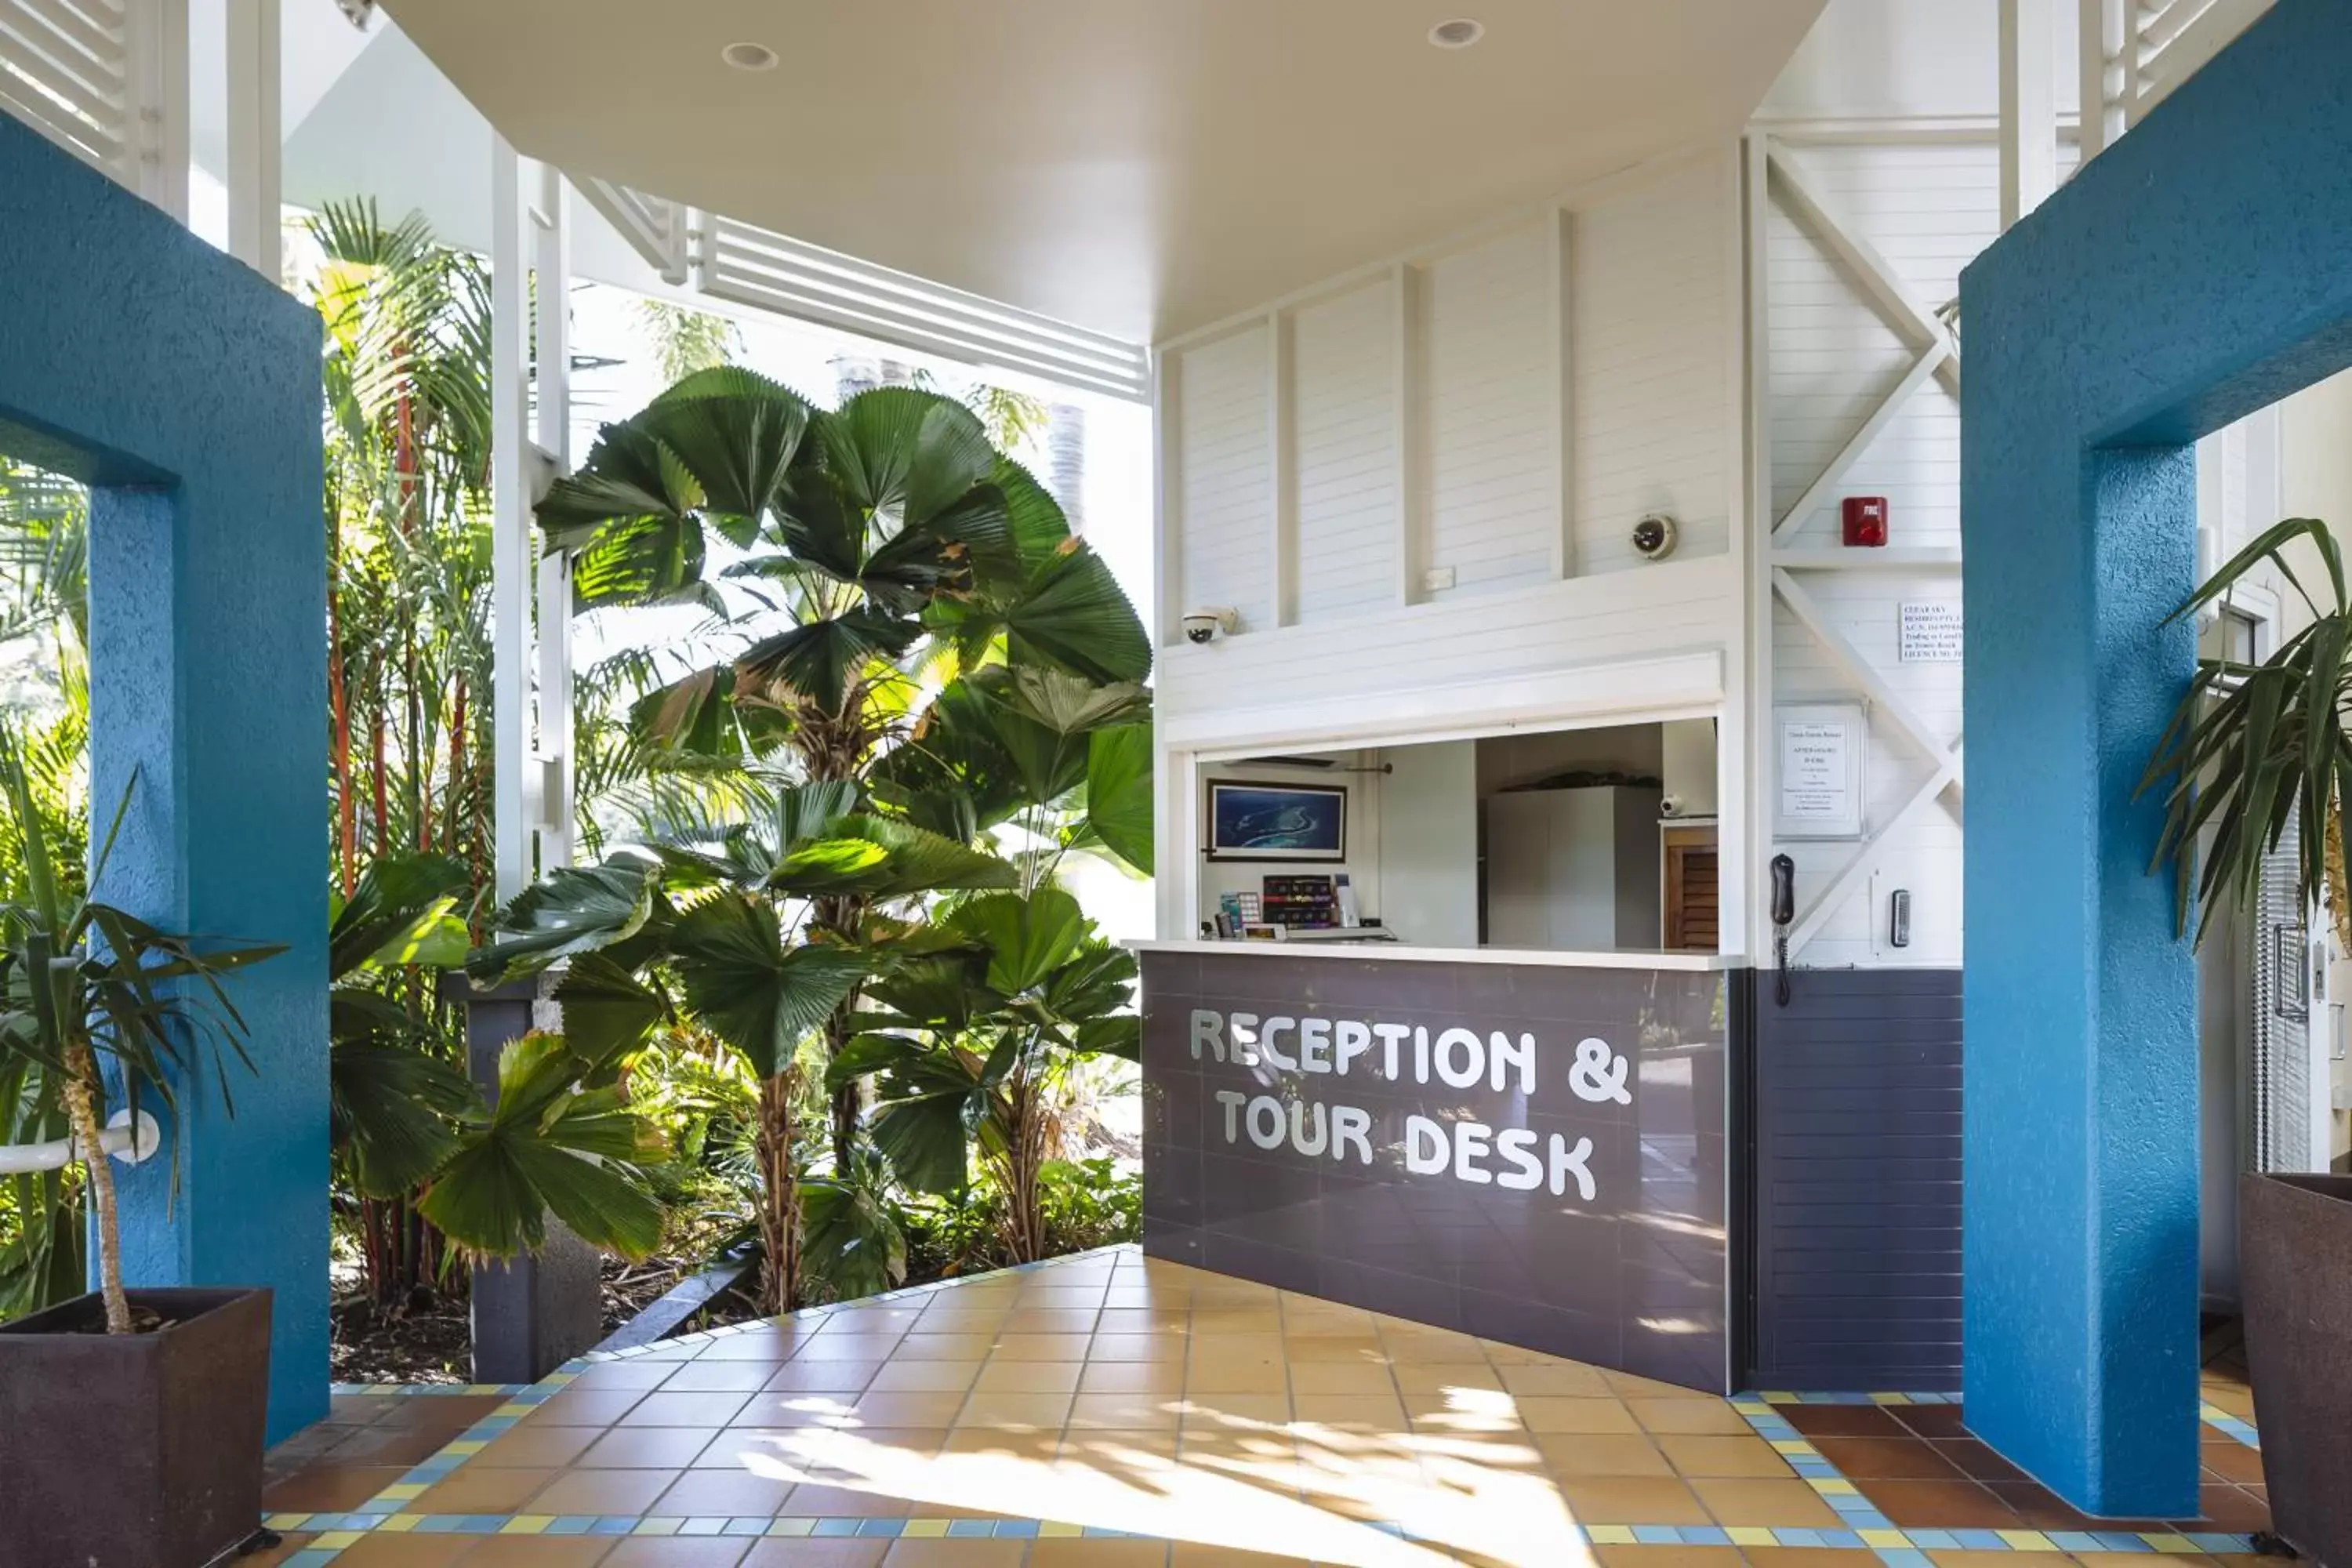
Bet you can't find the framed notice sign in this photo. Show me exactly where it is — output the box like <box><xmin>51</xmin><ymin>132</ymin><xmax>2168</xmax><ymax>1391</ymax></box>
<box><xmin>1775</xmin><ymin>702</ymin><xmax>1866</xmax><ymax>840</ymax></box>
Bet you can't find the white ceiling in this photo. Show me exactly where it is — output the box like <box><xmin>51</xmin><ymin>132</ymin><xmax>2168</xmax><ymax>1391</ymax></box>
<box><xmin>378</xmin><ymin>0</ymin><xmax>1824</xmax><ymax>343</ymax></box>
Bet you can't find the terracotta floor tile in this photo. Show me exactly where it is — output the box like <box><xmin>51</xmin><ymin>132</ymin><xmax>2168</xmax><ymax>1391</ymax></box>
<box><xmin>1600</xmin><ymin>1370</ymin><xmax>1711</xmax><ymax>1402</ymax></box>
<box><xmin>1497</xmin><ymin>1363</ymin><xmax>1612</xmax><ymax>1397</ymax></box>
<box><xmin>775</xmin><ymin>1481</ymin><xmax>913</xmax><ymax>1516</ymax></box>
<box><xmin>1515</xmin><ymin>1396</ymin><xmax>1639</xmax><ymax>1434</ymax></box>
<box><xmin>699</xmin><ymin>1428</ymin><xmax>826</xmax><ymax>1471</ymax></box>
<box><xmin>1026</xmin><ymin>1541</ymin><xmax>1174</xmax><ymax>1566</ymax></box>
<box><xmin>1011</xmin><ymin>1308</ymin><xmax>1105</xmax><ymax>1336</ymax></box>
<box><xmin>654</xmin><ymin>1465</ymin><xmax>799</xmax><ymax>1515</ymax></box>
<box><xmin>1891</xmin><ymin>1404</ymin><xmax>1972</xmax><ymax>1439</ymax></box>
<box><xmin>322</xmin><ymin>1421</ymin><xmax>470</xmax><ymax>1466</ymax></box>
<box><xmin>598</xmin><ymin>1540</ymin><xmax>755</xmax><ymax>1567</ymax></box>
<box><xmin>1592</xmin><ymin>1548</ymin><xmax>1744</xmax><ymax>1568</ymax></box>
<box><xmin>1096</xmin><ymin>1308</ymin><xmax>1190</xmax><ymax>1334</ymax></box>
<box><xmin>1553</xmin><ymin>1475</ymin><xmax>1713</xmax><ymax>1526</ymax></box>
<box><xmin>1393</xmin><ymin>1363</ymin><xmax>1504</xmax><ymax>1395</ymax></box>
<box><xmin>261</xmin><ymin>1463</ymin><xmax>414</xmax><ymax>1512</ymax></box>
<box><xmin>521</xmin><ymin>1387</ymin><xmax>647</xmax><ymax>1427</ymax></box>
<box><xmin>466</xmin><ymin>1423</ymin><xmax>601</xmax><ymax>1468</ymax></box>
<box><xmin>1747</xmin><ymin>1551</ymin><xmax>1876</xmax><ymax>1568</ymax></box>
<box><xmin>1925</xmin><ymin>1554</ymin><xmax>2057</xmax><ymax>1568</ymax></box>
<box><xmin>576</xmin><ymin>1425</ymin><xmax>720</xmax><ymax>1468</ymax></box>
<box><xmin>699</xmin><ymin>1333</ymin><xmax>808</xmax><ymax>1364</ymax></box>
<box><xmin>866</xmin><ymin>1360</ymin><xmax>982</xmax><ymax>1393</ymax></box>
<box><xmin>568</xmin><ymin>1359</ymin><xmax>679</xmax><ymax>1392</ymax></box>
<box><xmin>849</xmin><ymin>1390</ymin><xmax>976</xmax><ymax>1426</ymax></box>
<box><xmin>1856</xmin><ymin>1476</ymin><xmax>2020</xmax><ymax>1529</ymax></box>
<box><xmin>893</xmin><ymin>1334</ymin><xmax>996</xmax><ymax>1361</ymax></box>
<box><xmin>448</xmin><ymin>1539</ymin><xmax>613</xmax><ymax>1566</ymax></box>
<box><xmin>409</xmin><ymin>1464</ymin><xmax>560</xmax><ymax>1513</ymax></box>
<box><xmin>1286</xmin><ymin>1361</ymin><xmax>1396</xmax><ymax>1396</ymax></box>
<box><xmin>1654</xmin><ymin>1434</ymin><xmax>1795</xmax><ymax>1478</ymax></box>
<box><xmin>737</xmin><ymin>1539</ymin><xmax>889</xmax><ymax>1566</ymax></box>
<box><xmin>382</xmin><ymin>1394</ymin><xmax>509</xmax><ymax>1431</ymax></box>
<box><xmin>1975</xmin><ymin>1479</ymin><xmax>2170</xmax><ymax>1532</ymax></box>
<box><xmin>956</xmin><ymin>1388</ymin><xmax>1076</xmax><ymax>1428</ymax></box>
<box><xmin>1080</xmin><ymin>1361</ymin><xmax>1189</xmax><ymax>1394</ymax></box>
<box><xmin>731</xmin><ymin>1391</ymin><xmax>860</xmax><ymax>1428</ymax></box>
<box><xmin>1627</xmin><ymin>1399</ymin><xmax>1750</xmax><ymax>1436</ymax></box>
<box><xmin>1167</xmin><ymin>1546</ymin><xmax>1315</xmax><ymax>1566</ymax></box>
<box><xmin>793</xmin><ymin>1334</ymin><xmax>908</xmax><ymax>1363</ymax></box>
<box><xmin>1534</xmin><ymin>1432</ymin><xmax>1674</xmax><ymax>1477</ymax></box>
<box><xmin>1017</xmin><ymin>1284</ymin><xmax>1110</xmax><ymax>1308</ymax></box>
<box><xmin>2199</xmin><ymin>1440</ymin><xmax>2265</xmax><ymax>1485</ymax></box>
<box><xmin>662</xmin><ymin>1359</ymin><xmax>782</xmax><ymax>1392</ymax></box>
<box><xmin>1688</xmin><ymin>1476</ymin><xmax>1846</xmax><ymax>1528</ymax></box>
<box><xmin>992</xmin><ymin>1334</ymin><xmax>1095</xmax><ymax>1362</ymax></box>
<box><xmin>333</xmin><ymin>1535</ymin><xmax>477</xmax><ymax>1566</ymax></box>
<box><xmin>880</xmin><ymin>1543</ymin><xmax>1029</xmax><ymax>1567</ymax></box>
<box><xmin>1287</xmin><ymin>1393</ymin><xmax>1408</xmax><ymax>1430</ymax></box>
<box><xmin>1091</xmin><ymin>1334</ymin><xmax>1190</xmax><ymax>1363</ymax></box>
<box><xmin>623</xmin><ymin>1390</ymin><xmax>755</xmax><ymax>1427</ymax></box>
<box><xmin>1179</xmin><ymin>1392</ymin><xmax>1292</xmax><ymax>1432</ymax></box>
<box><xmin>524</xmin><ymin>1465</ymin><xmax>683</xmax><ymax>1515</ymax></box>
<box><xmin>1069</xmin><ymin>1391</ymin><xmax>1185</xmax><ymax>1429</ymax></box>
<box><xmin>975</xmin><ymin>1359</ymin><xmax>1085</xmax><ymax>1394</ymax></box>
<box><xmin>2190</xmin><ymin>1483</ymin><xmax>2271</xmax><ymax>1532</ymax></box>
<box><xmin>762</xmin><ymin>1363</ymin><xmax>884</xmax><ymax>1396</ymax></box>
<box><xmin>1279</xmin><ymin>1335</ymin><xmax>1387</xmax><ymax>1363</ymax></box>
<box><xmin>1777</xmin><ymin>1404</ymin><xmax>1908</xmax><ymax>1439</ymax></box>
<box><xmin>1811</xmin><ymin>1436</ymin><xmax>1967</xmax><ymax>1479</ymax></box>
<box><xmin>1931</xmin><ymin>1438</ymin><xmax>2031</xmax><ymax>1484</ymax></box>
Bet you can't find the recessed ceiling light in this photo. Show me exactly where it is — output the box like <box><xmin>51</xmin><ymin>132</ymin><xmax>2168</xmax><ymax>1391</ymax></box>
<box><xmin>720</xmin><ymin>40</ymin><xmax>779</xmax><ymax>71</ymax></box>
<box><xmin>1428</xmin><ymin>18</ymin><xmax>1484</xmax><ymax>48</ymax></box>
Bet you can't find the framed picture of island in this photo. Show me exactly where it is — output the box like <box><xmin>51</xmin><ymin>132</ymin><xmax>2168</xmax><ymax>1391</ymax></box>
<box><xmin>1207</xmin><ymin>779</ymin><xmax>1347</xmax><ymax>862</ymax></box>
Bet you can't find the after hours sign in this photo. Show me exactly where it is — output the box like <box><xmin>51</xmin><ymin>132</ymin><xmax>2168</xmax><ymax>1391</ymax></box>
<box><xmin>1139</xmin><ymin>949</ymin><xmax>1732</xmax><ymax>1392</ymax></box>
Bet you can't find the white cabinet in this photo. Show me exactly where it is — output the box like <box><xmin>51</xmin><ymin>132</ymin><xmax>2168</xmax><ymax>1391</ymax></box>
<box><xmin>1483</xmin><ymin>785</ymin><xmax>1664</xmax><ymax>950</ymax></box>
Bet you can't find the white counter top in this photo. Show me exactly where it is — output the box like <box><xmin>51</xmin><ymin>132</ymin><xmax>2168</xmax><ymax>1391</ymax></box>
<box><xmin>1127</xmin><ymin>939</ymin><xmax>1744</xmax><ymax>971</ymax></box>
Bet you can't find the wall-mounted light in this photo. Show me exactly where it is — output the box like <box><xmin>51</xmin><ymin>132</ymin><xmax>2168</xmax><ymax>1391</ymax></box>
<box><xmin>1428</xmin><ymin>19</ymin><xmax>1485</xmax><ymax>48</ymax></box>
<box><xmin>720</xmin><ymin>41</ymin><xmax>780</xmax><ymax>71</ymax></box>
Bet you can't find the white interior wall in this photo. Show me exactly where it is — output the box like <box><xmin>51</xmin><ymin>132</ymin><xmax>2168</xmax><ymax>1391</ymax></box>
<box><xmin>1195</xmin><ymin>758</ymin><xmax>1384</xmax><ymax>931</ymax></box>
<box><xmin>1376</xmin><ymin>741</ymin><xmax>1482</xmax><ymax>947</ymax></box>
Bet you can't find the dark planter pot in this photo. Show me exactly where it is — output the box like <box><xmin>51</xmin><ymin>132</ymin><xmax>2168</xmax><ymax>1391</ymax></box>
<box><xmin>0</xmin><ymin>1286</ymin><xmax>272</xmax><ymax>1568</ymax></box>
<box><xmin>2238</xmin><ymin>1173</ymin><xmax>2352</xmax><ymax>1568</ymax></box>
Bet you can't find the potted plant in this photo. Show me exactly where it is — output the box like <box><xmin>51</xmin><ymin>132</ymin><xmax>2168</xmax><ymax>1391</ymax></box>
<box><xmin>2141</xmin><ymin>516</ymin><xmax>2352</xmax><ymax>1567</ymax></box>
<box><xmin>0</xmin><ymin>724</ymin><xmax>286</xmax><ymax>1568</ymax></box>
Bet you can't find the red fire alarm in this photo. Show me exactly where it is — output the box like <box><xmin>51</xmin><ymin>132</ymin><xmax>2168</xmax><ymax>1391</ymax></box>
<box><xmin>1842</xmin><ymin>495</ymin><xmax>1889</xmax><ymax>548</ymax></box>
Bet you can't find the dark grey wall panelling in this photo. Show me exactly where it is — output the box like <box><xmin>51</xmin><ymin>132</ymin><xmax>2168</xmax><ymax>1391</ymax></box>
<box><xmin>1747</xmin><ymin>967</ymin><xmax>1963</xmax><ymax>1391</ymax></box>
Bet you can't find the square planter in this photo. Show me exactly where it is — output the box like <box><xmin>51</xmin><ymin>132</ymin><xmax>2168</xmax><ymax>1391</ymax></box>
<box><xmin>2238</xmin><ymin>1173</ymin><xmax>2352</xmax><ymax>1568</ymax></box>
<box><xmin>0</xmin><ymin>1286</ymin><xmax>272</xmax><ymax>1568</ymax></box>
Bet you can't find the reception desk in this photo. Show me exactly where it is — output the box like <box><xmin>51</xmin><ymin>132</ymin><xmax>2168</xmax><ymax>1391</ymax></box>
<box><xmin>1135</xmin><ymin>941</ymin><xmax>1740</xmax><ymax>1392</ymax></box>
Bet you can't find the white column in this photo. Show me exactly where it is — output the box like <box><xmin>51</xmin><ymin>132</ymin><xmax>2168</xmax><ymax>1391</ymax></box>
<box><xmin>125</xmin><ymin>0</ymin><xmax>190</xmax><ymax>221</ymax></box>
<box><xmin>223</xmin><ymin>0</ymin><xmax>279</xmax><ymax>274</ymax></box>
<box><xmin>490</xmin><ymin>136</ymin><xmax>531</xmax><ymax>900</ymax></box>
<box><xmin>2000</xmin><ymin>0</ymin><xmax>2057</xmax><ymax>230</ymax></box>
<box><xmin>532</xmin><ymin>166</ymin><xmax>575</xmax><ymax>872</ymax></box>
<box><xmin>2078</xmin><ymin>0</ymin><xmax>2129</xmax><ymax>161</ymax></box>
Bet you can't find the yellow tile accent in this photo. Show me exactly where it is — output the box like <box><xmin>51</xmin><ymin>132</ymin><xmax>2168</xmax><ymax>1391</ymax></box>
<box><xmin>1732</xmin><ymin>1401</ymin><xmax>1773</xmax><ymax>1415</ymax></box>
<box><xmin>1995</xmin><ymin>1530</ymin><xmax>2057</xmax><ymax>1552</ymax></box>
<box><xmin>1725</xmin><ymin>1527</ymin><xmax>1779</xmax><ymax>1547</ymax></box>
<box><xmin>765</xmin><ymin>1519</ymin><xmax>818</xmax><ymax>1537</ymax></box>
<box><xmin>441</xmin><ymin>1440</ymin><xmax>485</xmax><ymax>1456</ymax></box>
<box><xmin>372</xmin><ymin>1484</ymin><xmax>426</xmax><ymax>1502</ymax></box>
<box><xmin>901</xmin><ymin>1520</ymin><xmax>951</xmax><ymax>1537</ymax></box>
<box><xmin>1769</xmin><ymin>1439</ymin><xmax>1817</xmax><ymax>1455</ymax></box>
<box><xmin>2143</xmin><ymin>1534</ymin><xmax>2204</xmax><ymax>1554</ymax></box>
<box><xmin>631</xmin><ymin>1517</ymin><xmax>683</xmax><ymax>1536</ymax></box>
<box><xmin>264</xmin><ymin>1514</ymin><xmax>311</xmax><ymax>1530</ymax></box>
<box><xmin>1584</xmin><ymin>1526</ymin><xmax>1639</xmax><ymax>1544</ymax></box>
<box><xmin>543</xmin><ymin>1373</ymin><xmax>576</xmax><ymax>1385</ymax></box>
<box><xmin>493</xmin><ymin>1403</ymin><xmax>532</xmax><ymax>1417</ymax></box>
<box><xmin>1860</xmin><ymin>1530</ymin><xmax>1913</xmax><ymax>1548</ymax></box>
<box><xmin>1809</xmin><ymin>1478</ymin><xmax>1858</xmax><ymax>1496</ymax></box>
<box><xmin>1040</xmin><ymin>1521</ymin><xmax>1085</xmax><ymax>1537</ymax></box>
<box><xmin>2199</xmin><ymin>1403</ymin><xmax>2229</xmax><ymax>1421</ymax></box>
<box><xmin>313</xmin><ymin>1534</ymin><xmax>364</xmax><ymax>1550</ymax></box>
<box><xmin>1760</xmin><ymin>1392</ymin><xmax>1799</xmax><ymax>1403</ymax></box>
<box><xmin>376</xmin><ymin>1515</ymin><xmax>422</xmax><ymax>1534</ymax></box>
<box><xmin>499</xmin><ymin>1515</ymin><xmax>554</xmax><ymax>1535</ymax></box>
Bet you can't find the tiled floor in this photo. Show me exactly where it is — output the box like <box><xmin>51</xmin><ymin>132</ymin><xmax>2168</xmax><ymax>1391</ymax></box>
<box><xmin>256</xmin><ymin>1247</ymin><xmax>2274</xmax><ymax>1566</ymax></box>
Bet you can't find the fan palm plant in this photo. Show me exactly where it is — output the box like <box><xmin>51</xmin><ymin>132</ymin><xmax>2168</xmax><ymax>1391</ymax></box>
<box><xmin>0</xmin><ymin>725</ymin><xmax>281</xmax><ymax>1334</ymax></box>
<box><xmin>2140</xmin><ymin>517</ymin><xmax>2352</xmax><ymax>949</ymax></box>
<box><xmin>479</xmin><ymin>368</ymin><xmax>1151</xmax><ymax>1309</ymax></box>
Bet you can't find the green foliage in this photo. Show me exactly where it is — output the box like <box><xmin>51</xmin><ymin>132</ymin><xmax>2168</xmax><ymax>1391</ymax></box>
<box><xmin>2141</xmin><ymin>517</ymin><xmax>2352</xmax><ymax>946</ymax></box>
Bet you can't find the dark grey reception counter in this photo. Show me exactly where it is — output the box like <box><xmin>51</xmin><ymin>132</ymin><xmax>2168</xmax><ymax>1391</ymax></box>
<box><xmin>1135</xmin><ymin>940</ymin><xmax>1740</xmax><ymax>1393</ymax></box>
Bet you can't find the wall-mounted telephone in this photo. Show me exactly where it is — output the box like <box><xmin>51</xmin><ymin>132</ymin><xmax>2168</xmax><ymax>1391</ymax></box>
<box><xmin>1770</xmin><ymin>855</ymin><xmax>1796</xmax><ymax>1007</ymax></box>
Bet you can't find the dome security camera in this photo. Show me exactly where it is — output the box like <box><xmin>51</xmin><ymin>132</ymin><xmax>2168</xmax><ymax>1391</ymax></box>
<box><xmin>1632</xmin><ymin>514</ymin><xmax>1679</xmax><ymax>561</ymax></box>
<box><xmin>1182</xmin><ymin>608</ymin><xmax>1240</xmax><ymax>645</ymax></box>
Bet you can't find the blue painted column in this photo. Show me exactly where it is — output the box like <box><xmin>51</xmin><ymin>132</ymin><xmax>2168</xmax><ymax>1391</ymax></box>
<box><xmin>0</xmin><ymin>112</ymin><xmax>328</xmax><ymax>1443</ymax></box>
<box><xmin>1960</xmin><ymin>0</ymin><xmax>2352</xmax><ymax>1515</ymax></box>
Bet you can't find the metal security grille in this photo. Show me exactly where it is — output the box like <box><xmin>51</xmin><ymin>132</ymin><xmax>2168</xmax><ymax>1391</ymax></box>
<box><xmin>2249</xmin><ymin>816</ymin><xmax>2311</xmax><ymax>1172</ymax></box>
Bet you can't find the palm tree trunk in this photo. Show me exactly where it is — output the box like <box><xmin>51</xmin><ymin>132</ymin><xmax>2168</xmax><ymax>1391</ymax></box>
<box><xmin>2328</xmin><ymin>796</ymin><xmax>2352</xmax><ymax>957</ymax></box>
<box><xmin>60</xmin><ymin>1044</ymin><xmax>129</xmax><ymax>1333</ymax></box>
<box><xmin>755</xmin><ymin>1071</ymin><xmax>802</xmax><ymax>1313</ymax></box>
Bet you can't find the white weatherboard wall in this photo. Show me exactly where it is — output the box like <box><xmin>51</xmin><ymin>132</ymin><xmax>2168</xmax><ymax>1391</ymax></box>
<box><xmin>1154</xmin><ymin>145</ymin><xmax>1745</xmax><ymax>944</ymax></box>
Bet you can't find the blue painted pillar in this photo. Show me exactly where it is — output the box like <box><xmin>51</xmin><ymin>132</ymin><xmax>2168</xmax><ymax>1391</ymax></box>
<box><xmin>1958</xmin><ymin>0</ymin><xmax>2352</xmax><ymax>1515</ymax></box>
<box><xmin>0</xmin><ymin>111</ymin><xmax>328</xmax><ymax>1443</ymax></box>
